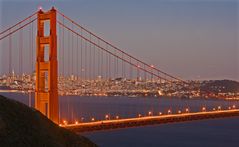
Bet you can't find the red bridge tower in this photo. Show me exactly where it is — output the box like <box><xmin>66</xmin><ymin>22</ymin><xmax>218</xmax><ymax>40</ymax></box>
<box><xmin>35</xmin><ymin>7</ymin><xmax>59</xmax><ymax>124</ymax></box>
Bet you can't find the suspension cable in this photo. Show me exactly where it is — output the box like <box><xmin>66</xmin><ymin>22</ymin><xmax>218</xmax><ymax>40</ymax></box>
<box><xmin>0</xmin><ymin>11</ymin><xmax>37</xmax><ymax>35</ymax></box>
<box><xmin>0</xmin><ymin>18</ymin><xmax>37</xmax><ymax>41</ymax></box>
<box><xmin>56</xmin><ymin>10</ymin><xmax>186</xmax><ymax>83</ymax></box>
<box><xmin>57</xmin><ymin>21</ymin><xmax>171</xmax><ymax>83</ymax></box>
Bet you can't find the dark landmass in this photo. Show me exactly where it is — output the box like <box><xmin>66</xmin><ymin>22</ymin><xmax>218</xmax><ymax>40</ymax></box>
<box><xmin>0</xmin><ymin>95</ymin><xmax>97</xmax><ymax>147</ymax></box>
<box><xmin>200</xmin><ymin>80</ymin><xmax>239</xmax><ymax>93</ymax></box>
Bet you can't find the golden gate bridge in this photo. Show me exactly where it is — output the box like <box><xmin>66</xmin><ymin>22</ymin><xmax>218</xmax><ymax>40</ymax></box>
<box><xmin>0</xmin><ymin>7</ymin><xmax>238</xmax><ymax>132</ymax></box>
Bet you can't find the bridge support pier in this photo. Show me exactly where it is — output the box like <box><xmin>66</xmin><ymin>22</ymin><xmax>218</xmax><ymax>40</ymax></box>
<box><xmin>35</xmin><ymin>7</ymin><xmax>59</xmax><ymax>124</ymax></box>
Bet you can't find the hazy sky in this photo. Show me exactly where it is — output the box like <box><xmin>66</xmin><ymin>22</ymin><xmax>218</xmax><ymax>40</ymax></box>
<box><xmin>0</xmin><ymin>0</ymin><xmax>238</xmax><ymax>80</ymax></box>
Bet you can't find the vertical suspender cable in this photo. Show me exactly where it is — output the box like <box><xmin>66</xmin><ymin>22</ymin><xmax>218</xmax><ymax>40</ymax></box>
<box><xmin>116</xmin><ymin>51</ymin><xmax>118</xmax><ymax>78</ymax></box>
<box><xmin>62</xmin><ymin>17</ymin><xmax>65</xmax><ymax>77</ymax></box>
<box><xmin>80</xmin><ymin>28</ymin><xmax>83</xmax><ymax>80</ymax></box>
<box><xmin>71</xmin><ymin>23</ymin><xmax>74</xmax><ymax>76</ymax></box>
<box><xmin>89</xmin><ymin>34</ymin><xmax>92</xmax><ymax>80</ymax></box>
<box><xmin>108</xmin><ymin>45</ymin><xmax>111</xmax><ymax>79</ymax></box>
<box><xmin>9</xmin><ymin>29</ymin><xmax>12</xmax><ymax>75</ymax></box>
<box><xmin>68</xmin><ymin>26</ymin><xmax>70</xmax><ymax>77</ymax></box>
<box><xmin>137</xmin><ymin>62</ymin><xmax>139</xmax><ymax>81</ymax></box>
<box><xmin>106</xmin><ymin>44</ymin><xmax>108</xmax><ymax>79</ymax></box>
<box><xmin>19</xmin><ymin>26</ymin><xmax>23</xmax><ymax>75</ymax></box>
<box><xmin>93</xmin><ymin>37</ymin><xmax>96</xmax><ymax>79</ymax></box>
<box><xmin>31</xmin><ymin>21</ymin><xmax>34</xmax><ymax>73</ymax></box>
<box><xmin>101</xmin><ymin>41</ymin><xmax>103</xmax><ymax>78</ymax></box>
<box><xmin>77</xmin><ymin>31</ymin><xmax>79</xmax><ymax>79</ymax></box>
<box><xmin>97</xmin><ymin>39</ymin><xmax>100</xmax><ymax>77</ymax></box>
<box><xmin>29</xmin><ymin>20</ymin><xmax>32</xmax><ymax>74</ymax></box>
<box><xmin>121</xmin><ymin>53</ymin><xmax>123</xmax><ymax>78</ymax></box>
<box><xmin>129</xmin><ymin>57</ymin><xmax>132</xmax><ymax>79</ymax></box>
<box><xmin>85</xmin><ymin>38</ymin><xmax>87</xmax><ymax>80</ymax></box>
<box><xmin>114</xmin><ymin>50</ymin><xmax>116</xmax><ymax>79</ymax></box>
<box><xmin>89</xmin><ymin>33</ymin><xmax>92</xmax><ymax>92</ymax></box>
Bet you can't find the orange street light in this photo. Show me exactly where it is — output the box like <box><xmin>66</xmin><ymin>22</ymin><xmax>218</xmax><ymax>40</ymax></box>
<box><xmin>63</xmin><ymin>120</ymin><xmax>68</xmax><ymax>125</ymax></box>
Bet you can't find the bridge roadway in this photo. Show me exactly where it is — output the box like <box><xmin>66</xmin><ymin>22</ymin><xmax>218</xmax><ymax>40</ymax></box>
<box><xmin>64</xmin><ymin>109</ymin><xmax>239</xmax><ymax>133</ymax></box>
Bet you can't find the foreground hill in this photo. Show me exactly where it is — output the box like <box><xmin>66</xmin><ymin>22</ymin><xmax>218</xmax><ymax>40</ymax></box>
<box><xmin>0</xmin><ymin>95</ymin><xmax>97</xmax><ymax>147</ymax></box>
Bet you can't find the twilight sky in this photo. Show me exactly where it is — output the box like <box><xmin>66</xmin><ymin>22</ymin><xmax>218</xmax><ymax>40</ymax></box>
<box><xmin>0</xmin><ymin>0</ymin><xmax>238</xmax><ymax>81</ymax></box>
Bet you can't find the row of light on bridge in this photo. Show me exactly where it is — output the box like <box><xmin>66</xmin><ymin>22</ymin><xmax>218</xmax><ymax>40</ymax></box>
<box><xmin>59</xmin><ymin>104</ymin><xmax>237</xmax><ymax>126</ymax></box>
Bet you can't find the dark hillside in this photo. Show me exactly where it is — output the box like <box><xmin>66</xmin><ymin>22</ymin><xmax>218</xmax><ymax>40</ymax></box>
<box><xmin>0</xmin><ymin>95</ymin><xmax>97</xmax><ymax>147</ymax></box>
<box><xmin>200</xmin><ymin>80</ymin><xmax>239</xmax><ymax>93</ymax></box>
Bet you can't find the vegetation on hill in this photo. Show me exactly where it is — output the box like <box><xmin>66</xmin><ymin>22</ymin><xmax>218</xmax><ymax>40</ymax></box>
<box><xmin>200</xmin><ymin>80</ymin><xmax>239</xmax><ymax>93</ymax></box>
<box><xmin>0</xmin><ymin>95</ymin><xmax>97</xmax><ymax>147</ymax></box>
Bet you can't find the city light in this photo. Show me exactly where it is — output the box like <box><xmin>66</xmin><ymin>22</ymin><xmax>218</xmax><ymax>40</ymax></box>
<box><xmin>105</xmin><ymin>114</ymin><xmax>109</xmax><ymax>120</ymax></box>
<box><xmin>185</xmin><ymin>108</ymin><xmax>189</xmax><ymax>113</ymax></box>
<box><xmin>91</xmin><ymin>118</ymin><xmax>95</xmax><ymax>121</ymax></box>
<box><xmin>158</xmin><ymin>90</ymin><xmax>163</xmax><ymax>96</ymax></box>
<box><xmin>218</xmin><ymin>106</ymin><xmax>221</xmax><ymax>110</ymax></box>
<box><xmin>138</xmin><ymin>114</ymin><xmax>142</xmax><ymax>117</ymax></box>
<box><xmin>168</xmin><ymin>109</ymin><xmax>171</xmax><ymax>114</ymax></box>
<box><xmin>116</xmin><ymin>116</ymin><xmax>119</xmax><ymax>119</ymax></box>
<box><xmin>159</xmin><ymin>112</ymin><xmax>162</xmax><ymax>115</ymax></box>
<box><xmin>202</xmin><ymin>107</ymin><xmax>206</xmax><ymax>112</ymax></box>
<box><xmin>178</xmin><ymin>110</ymin><xmax>181</xmax><ymax>114</ymax></box>
<box><xmin>232</xmin><ymin>105</ymin><xmax>236</xmax><ymax>109</ymax></box>
<box><xmin>75</xmin><ymin>121</ymin><xmax>78</xmax><ymax>124</ymax></box>
<box><xmin>148</xmin><ymin>111</ymin><xmax>152</xmax><ymax>116</ymax></box>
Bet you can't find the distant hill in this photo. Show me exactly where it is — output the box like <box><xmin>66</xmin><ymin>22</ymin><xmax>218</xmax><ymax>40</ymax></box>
<box><xmin>200</xmin><ymin>80</ymin><xmax>239</xmax><ymax>93</ymax></box>
<box><xmin>0</xmin><ymin>95</ymin><xmax>97</xmax><ymax>147</ymax></box>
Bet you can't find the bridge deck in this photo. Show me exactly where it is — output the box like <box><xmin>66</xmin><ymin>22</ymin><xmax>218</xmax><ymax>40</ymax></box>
<box><xmin>64</xmin><ymin>109</ymin><xmax>239</xmax><ymax>133</ymax></box>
